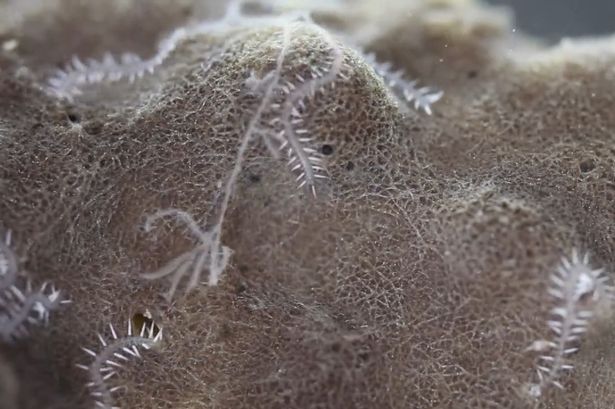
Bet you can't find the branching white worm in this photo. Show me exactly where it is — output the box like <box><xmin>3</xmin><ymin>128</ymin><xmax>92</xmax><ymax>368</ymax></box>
<box><xmin>141</xmin><ymin>209</ymin><xmax>231</xmax><ymax>300</ymax></box>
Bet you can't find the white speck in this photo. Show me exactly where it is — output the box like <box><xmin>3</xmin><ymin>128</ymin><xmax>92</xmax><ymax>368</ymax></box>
<box><xmin>2</xmin><ymin>39</ymin><xmax>18</xmax><ymax>51</ymax></box>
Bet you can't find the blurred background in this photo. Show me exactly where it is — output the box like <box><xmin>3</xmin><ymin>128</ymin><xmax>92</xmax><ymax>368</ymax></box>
<box><xmin>486</xmin><ymin>0</ymin><xmax>615</xmax><ymax>42</ymax></box>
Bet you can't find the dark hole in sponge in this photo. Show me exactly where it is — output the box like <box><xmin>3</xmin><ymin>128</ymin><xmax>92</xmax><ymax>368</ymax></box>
<box><xmin>67</xmin><ymin>112</ymin><xmax>80</xmax><ymax>123</ymax></box>
<box><xmin>235</xmin><ymin>281</ymin><xmax>248</xmax><ymax>294</ymax></box>
<box><xmin>321</xmin><ymin>144</ymin><xmax>334</xmax><ymax>155</ymax></box>
<box><xmin>132</xmin><ymin>311</ymin><xmax>161</xmax><ymax>338</ymax></box>
<box><xmin>579</xmin><ymin>159</ymin><xmax>595</xmax><ymax>173</ymax></box>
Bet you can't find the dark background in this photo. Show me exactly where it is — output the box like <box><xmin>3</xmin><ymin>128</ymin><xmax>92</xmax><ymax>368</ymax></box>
<box><xmin>486</xmin><ymin>0</ymin><xmax>615</xmax><ymax>42</ymax></box>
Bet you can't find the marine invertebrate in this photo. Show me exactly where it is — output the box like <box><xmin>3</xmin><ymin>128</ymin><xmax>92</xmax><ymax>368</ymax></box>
<box><xmin>263</xmin><ymin>25</ymin><xmax>340</xmax><ymax>194</ymax></box>
<box><xmin>141</xmin><ymin>208</ymin><xmax>231</xmax><ymax>300</ymax></box>
<box><xmin>6</xmin><ymin>0</ymin><xmax>615</xmax><ymax>408</ymax></box>
<box><xmin>45</xmin><ymin>1</ymin><xmax>443</xmax><ymax>301</ymax></box>
<box><xmin>0</xmin><ymin>280</ymin><xmax>65</xmax><ymax>342</ymax></box>
<box><xmin>0</xmin><ymin>230</ymin><xmax>68</xmax><ymax>342</ymax></box>
<box><xmin>136</xmin><ymin>7</ymin><xmax>439</xmax><ymax>299</ymax></box>
<box><xmin>76</xmin><ymin>317</ymin><xmax>163</xmax><ymax>409</ymax></box>
<box><xmin>139</xmin><ymin>20</ymin><xmax>341</xmax><ymax>298</ymax></box>
<box><xmin>45</xmin><ymin>1</ymin><xmax>307</xmax><ymax>100</ymax></box>
<box><xmin>526</xmin><ymin>250</ymin><xmax>612</xmax><ymax>398</ymax></box>
<box><xmin>363</xmin><ymin>52</ymin><xmax>443</xmax><ymax>115</ymax></box>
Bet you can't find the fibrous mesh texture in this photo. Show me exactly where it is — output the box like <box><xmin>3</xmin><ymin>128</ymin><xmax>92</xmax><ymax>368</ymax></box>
<box><xmin>1</xmin><ymin>0</ymin><xmax>615</xmax><ymax>408</ymax></box>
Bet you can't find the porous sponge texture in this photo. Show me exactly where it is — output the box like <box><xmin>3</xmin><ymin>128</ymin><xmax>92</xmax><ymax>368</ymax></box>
<box><xmin>1</xmin><ymin>0</ymin><xmax>615</xmax><ymax>408</ymax></box>
<box><xmin>0</xmin><ymin>352</ymin><xmax>17</xmax><ymax>409</ymax></box>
